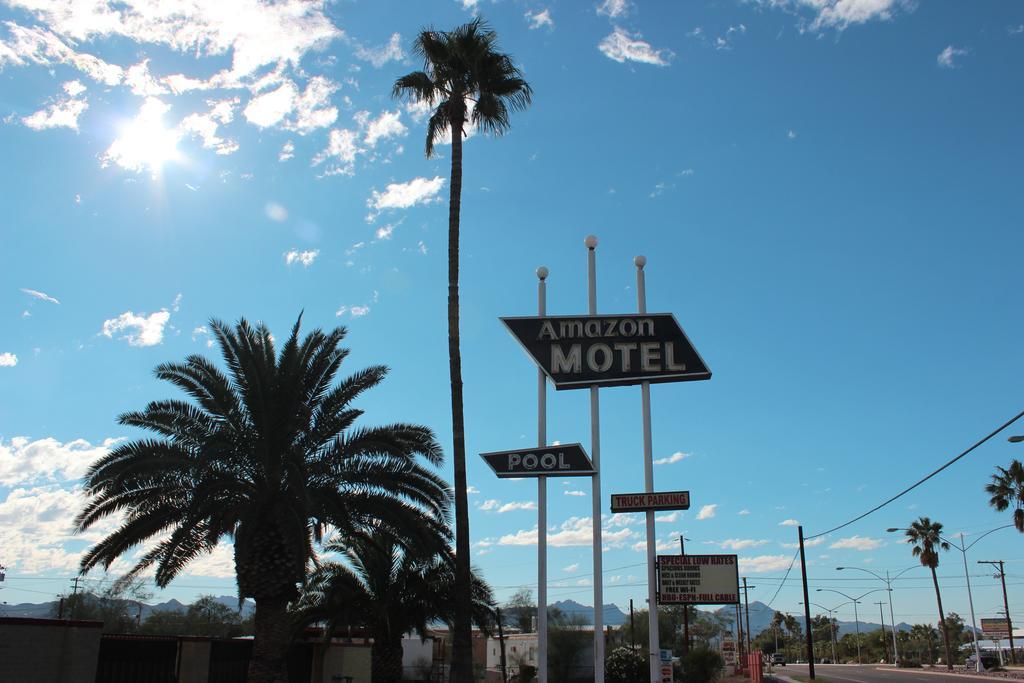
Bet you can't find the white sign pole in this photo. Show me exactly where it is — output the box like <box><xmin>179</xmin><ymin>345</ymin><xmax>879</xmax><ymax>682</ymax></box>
<box><xmin>537</xmin><ymin>266</ymin><xmax>549</xmax><ymax>683</ymax></box>
<box><xmin>586</xmin><ymin>235</ymin><xmax>605</xmax><ymax>683</ymax></box>
<box><xmin>635</xmin><ymin>255</ymin><xmax>660</xmax><ymax>683</ymax></box>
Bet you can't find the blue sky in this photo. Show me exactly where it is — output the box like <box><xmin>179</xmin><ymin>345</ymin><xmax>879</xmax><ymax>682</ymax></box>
<box><xmin>1</xmin><ymin>0</ymin><xmax>1023</xmax><ymax>631</ymax></box>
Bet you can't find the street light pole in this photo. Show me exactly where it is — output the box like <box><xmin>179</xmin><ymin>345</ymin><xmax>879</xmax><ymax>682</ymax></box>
<box><xmin>875</xmin><ymin>602</ymin><xmax>889</xmax><ymax>663</ymax></box>
<box><xmin>817</xmin><ymin>588</ymin><xmax>887</xmax><ymax>665</ymax></box>
<box><xmin>799</xmin><ymin>602</ymin><xmax>840</xmax><ymax>663</ymax></box>
<box><xmin>887</xmin><ymin>524</ymin><xmax>1012</xmax><ymax>673</ymax></box>
<box><xmin>837</xmin><ymin>565</ymin><xmax>916</xmax><ymax>664</ymax></box>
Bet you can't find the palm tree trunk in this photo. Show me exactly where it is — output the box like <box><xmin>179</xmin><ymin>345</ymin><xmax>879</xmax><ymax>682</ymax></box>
<box><xmin>447</xmin><ymin>112</ymin><xmax>474</xmax><ymax>683</ymax></box>
<box><xmin>248</xmin><ymin>598</ymin><xmax>291</xmax><ymax>683</ymax></box>
<box><xmin>372</xmin><ymin>637</ymin><xmax>405</xmax><ymax>683</ymax></box>
<box><xmin>931</xmin><ymin>566</ymin><xmax>953</xmax><ymax>671</ymax></box>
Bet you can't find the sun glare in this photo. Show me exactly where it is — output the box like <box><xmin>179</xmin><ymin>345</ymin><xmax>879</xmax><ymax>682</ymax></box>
<box><xmin>102</xmin><ymin>97</ymin><xmax>182</xmax><ymax>176</ymax></box>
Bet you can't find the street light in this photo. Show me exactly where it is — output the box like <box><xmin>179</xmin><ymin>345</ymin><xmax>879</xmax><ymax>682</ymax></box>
<box><xmin>1008</xmin><ymin>435</ymin><xmax>1024</xmax><ymax>443</ymax></box>
<box><xmin>816</xmin><ymin>588</ymin><xmax>886</xmax><ymax>664</ymax></box>
<box><xmin>799</xmin><ymin>601</ymin><xmax>840</xmax><ymax>663</ymax></box>
<box><xmin>887</xmin><ymin>524</ymin><xmax>1013</xmax><ymax>672</ymax></box>
<box><xmin>837</xmin><ymin>565</ymin><xmax>918</xmax><ymax>664</ymax></box>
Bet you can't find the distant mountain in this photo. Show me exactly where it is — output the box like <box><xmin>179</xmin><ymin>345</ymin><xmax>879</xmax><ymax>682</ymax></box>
<box><xmin>712</xmin><ymin>601</ymin><xmax>914</xmax><ymax>639</ymax></box>
<box><xmin>549</xmin><ymin>600</ymin><xmax>628</xmax><ymax>626</ymax></box>
<box><xmin>1</xmin><ymin>595</ymin><xmax>254</xmax><ymax>620</ymax></box>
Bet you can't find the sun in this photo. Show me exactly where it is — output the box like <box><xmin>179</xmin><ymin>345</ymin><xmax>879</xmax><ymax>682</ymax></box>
<box><xmin>102</xmin><ymin>97</ymin><xmax>182</xmax><ymax>176</ymax></box>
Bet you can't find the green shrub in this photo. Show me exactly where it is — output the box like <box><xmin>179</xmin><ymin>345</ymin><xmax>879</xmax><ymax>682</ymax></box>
<box><xmin>517</xmin><ymin>664</ymin><xmax>536</xmax><ymax>683</ymax></box>
<box><xmin>897</xmin><ymin>659</ymin><xmax>922</xmax><ymax>668</ymax></box>
<box><xmin>677</xmin><ymin>647</ymin><xmax>725</xmax><ymax>683</ymax></box>
<box><xmin>606</xmin><ymin>647</ymin><xmax>646</xmax><ymax>683</ymax></box>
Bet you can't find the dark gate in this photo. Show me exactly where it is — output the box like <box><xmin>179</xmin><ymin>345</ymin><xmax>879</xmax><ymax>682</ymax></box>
<box><xmin>95</xmin><ymin>635</ymin><xmax>178</xmax><ymax>683</ymax></box>
<box><xmin>208</xmin><ymin>639</ymin><xmax>253</xmax><ymax>683</ymax></box>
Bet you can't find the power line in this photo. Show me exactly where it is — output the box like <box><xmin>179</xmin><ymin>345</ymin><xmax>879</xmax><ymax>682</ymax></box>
<box><xmin>806</xmin><ymin>408</ymin><xmax>1024</xmax><ymax>540</ymax></box>
<box><xmin>764</xmin><ymin>550</ymin><xmax>800</xmax><ymax>608</ymax></box>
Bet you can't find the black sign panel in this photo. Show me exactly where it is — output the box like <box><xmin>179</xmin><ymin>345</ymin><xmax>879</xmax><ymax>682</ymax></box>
<box><xmin>610</xmin><ymin>491</ymin><xmax>690</xmax><ymax>513</ymax></box>
<box><xmin>480</xmin><ymin>443</ymin><xmax>594</xmax><ymax>478</ymax></box>
<box><xmin>501</xmin><ymin>313</ymin><xmax>710</xmax><ymax>390</ymax></box>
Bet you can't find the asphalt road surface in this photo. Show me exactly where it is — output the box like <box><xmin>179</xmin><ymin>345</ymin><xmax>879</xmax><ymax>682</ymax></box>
<box><xmin>779</xmin><ymin>664</ymin><xmax>984</xmax><ymax>683</ymax></box>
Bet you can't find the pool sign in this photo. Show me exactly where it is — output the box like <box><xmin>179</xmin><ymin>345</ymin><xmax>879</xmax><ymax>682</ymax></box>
<box><xmin>480</xmin><ymin>443</ymin><xmax>595</xmax><ymax>479</ymax></box>
<box><xmin>501</xmin><ymin>313</ymin><xmax>710</xmax><ymax>390</ymax></box>
<box><xmin>610</xmin><ymin>491</ymin><xmax>691</xmax><ymax>513</ymax></box>
<box><xmin>657</xmin><ymin>554</ymin><xmax>740</xmax><ymax>605</ymax></box>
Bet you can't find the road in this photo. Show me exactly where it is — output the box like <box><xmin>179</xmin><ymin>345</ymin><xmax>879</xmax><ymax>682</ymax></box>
<box><xmin>777</xmin><ymin>664</ymin><xmax>990</xmax><ymax>683</ymax></box>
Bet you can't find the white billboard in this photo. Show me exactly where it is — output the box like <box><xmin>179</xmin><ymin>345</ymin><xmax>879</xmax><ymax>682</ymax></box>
<box><xmin>656</xmin><ymin>554</ymin><xmax>740</xmax><ymax>605</ymax></box>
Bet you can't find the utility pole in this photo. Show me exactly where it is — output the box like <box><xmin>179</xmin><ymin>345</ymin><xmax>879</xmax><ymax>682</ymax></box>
<box><xmin>736</xmin><ymin>604</ymin><xmax>744</xmax><ymax>664</ymax></box>
<box><xmin>496</xmin><ymin>608</ymin><xmax>508</xmax><ymax>683</ymax></box>
<box><xmin>630</xmin><ymin>599</ymin><xmax>636</xmax><ymax>652</ymax></box>
<box><xmin>980</xmin><ymin>560</ymin><xmax>1015</xmax><ymax>664</ymax></box>
<box><xmin>875</xmin><ymin>602</ymin><xmax>890</xmax><ymax>663</ymax></box>
<box><xmin>798</xmin><ymin>526</ymin><xmax>816</xmax><ymax>679</ymax></box>
<box><xmin>742</xmin><ymin>578</ymin><xmax>755</xmax><ymax>657</ymax></box>
<box><xmin>69</xmin><ymin>576</ymin><xmax>81</xmax><ymax>620</ymax></box>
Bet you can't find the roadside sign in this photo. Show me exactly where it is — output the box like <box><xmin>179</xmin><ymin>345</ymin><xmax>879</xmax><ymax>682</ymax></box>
<box><xmin>656</xmin><ymin>554</ymin><xmax>740</xmax><ymax>605</ymax></box>
<box><xmin>982</xmin><ymin>618</ymin><xmax>1010</xmax><ymax>638</ymax></box>
<box><xmin>659</xmin><ymin>652</ymin><xmax>673</xmax><ymax>683</ymax></box>
<box><xmin>480</xmin><ymin>443</ymin><xmax>595</xmax><ymax>479</ymax></box>
<box><xmin>501</xmin><ymin>313</ymin><xmax>711</xmax><ymax>390</ymax></box>
<box><xmin>721</xmin><ymin>638</ymin><xmax>737</xmax><ymax>668</ymax></box>
<box><xmin>611</xmin><ymin>491</ymin><xmax>690</xmax><ymax>513</ymax></box>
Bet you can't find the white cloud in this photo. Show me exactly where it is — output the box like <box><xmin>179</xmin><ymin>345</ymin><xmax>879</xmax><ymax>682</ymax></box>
<box><xmin>596</xmin><ymin>0</ymin><xmax>630</xmax><ymax>18</ymax></box>
<box><xmin>655</xmin><ymin>511</ymin><xmax>679</xmax><ymax>523</ymax></box>
<box><xmin>124</xmin><ymin>59</ymin><xmax>168</xmax><ymax>96</ymax></box>
<box><xmin>598</xmin><ymin>27</ymin><xmax>673</xmax><ymax>66</ymax></box>
<box><xmin>354</xmin><ymin>32</ymin><xmax>404</xmax><ymax>67</ymax></box>
<box><xmin>0</xmin><ymin>352</ymin><xmax>17</xmax><ymax>367</ymax></box>
<box><xmin>284</xmin><ymin>249</ymin><xmax>318</xmax><ymax>267</ymax></box>
<box><xmin>0</xmin><ymin>436</ymin><xmax>116</xmax><ymax>487</ymax></box>
<box><xmin>654</xmin><ymin>451</ymin><xmax>691</xmax><ymax>466</ymax></box>
<box><xmin>479</xmin><ymin>499</ymin><xmax>500</xmax><ymax>511</ymax></box>
<box><xmin>498</xmin><ymin>501</ymin><xmax>537</xmax><ymax>514</ymax></box>
<box><xmin>22</xmin><ymin>91</ymin><xmax>88</xmax><ymax>131</ymax></box>
<box><xmin>499</xmin><ymin>516</ymin><xmax>638</xmax><ymax>548</ymax></box>
<box><xmin>563</xmin><ymin>563</ymin><xmax>579</xmax><ymax>573</ymax></box>
<box><xmin>3</xmin><ymin>0</ymin><xmax>343</xmax><ymax>82</ymax></box>
<box><xmin>312</xmin><ymin>128</ymin><xmax>359</xmax><ymax>176</ymax></box>
<box><xmin>739</xmin><ymin>554</ymin><xmax>793</xmax><ymax>573</ymax></box>
<box><xmin>781</xmin><ymin>536</ymin><xmax>827</xmax><ymax>549</ymax></box>
<box><xmin>21</xmin><ymin>288</ymin><xmax>59</xmax><ymax>304</ymax></box>
<box><xmin>375</xmin><ymin>223</ymin><xmax>397</xmax><ymax>240</ymax></box>
<box><xmin>466</xmin><ymin>485</ymin><xmax>479</xmax><ymax>494</ymax></box>
<box><xmin>829</xmin><ymin>535</ymin><xmax>883</xmax><ymax>551</ymax></box>
<box><xmin>363</xmin><ymin>110</ymin><xmax>407</xmax><ymax>147</ymax></box>
<box><xmin>606</xmin><ymin>512</ymin><xmax>642</xmax><ymax>527</ymax></box>
<box><xmin>367</xmin><ymin>176</ymin><xmax>445</xmax><ymax>219</ymax></box>
<box><xmin>718</xmin><ymin>538</ymin><xmax>770</xmax><ymax>551</ymax></box>
<box><xmin>779</xmin><ymin>518</ymin><xmax>800</xmax><ymax>526</ymax></box>
<box><xmin>738</xmin><ymin>509</ymin><xmax>751</xmax><ymax>516</ymax></box>
<box><xmin>696</xmin><ymin>504</ymin><xmax>717</xmax><ymax>520</ymax></box>
<box><xmin>525</xmin><ymin>9</ymin><xmax>554</xmax><ymax>30</ymax></box>
<box><xmin>265</xmin><ymin>202</ymin><xmax>288</xmax><ymax>222</ymax></box>
<box><xmin>284</xmin><ymin>76</ymin><xmax>339</xmax><ymax>134</ymax></box>
<box><xmin>0</xmin><ymin>23</ymin><xmax>124</xmax><ymax>85</ymax></box>
<box><xmin>244</xmin><ymin>81</ymin><xmax>298</xmax><ymax>127</ymax></box>
<box><xmin>788</xmin><ymin>129</ymin><xmax>797</xmax><ymax>140</ymax></box>
<box><xmin>803</xmin><ymin>0</ymin><xmax>905</xmax><ymax>31</ymax></box>
<box><xmin>101</xmin><ymin>309</ymin><xmax>171</xmax><ymax>347</ymax></box>
<box><xmin>179</xmin><ymin>97</ymin><xmax>240</xmax><ymax>155</ymax></box>
<box><xmin>335</xmin><ymin>305</ymin><xmax>370</xmax><ymax>318</ymax></box>
<box><xmin>937</xmin><ymin>45</ymin><xmax>968</xmax><ymax>69</ymax></box>
<box><xmin>278</xmin><ymin>140</ymin><xmax>295</xmax><ymax>161</ymax></box>
<box><xmin>564</xmin><ymin>490</ymin><xmax>586</xmax><ymax>497</ymax></box>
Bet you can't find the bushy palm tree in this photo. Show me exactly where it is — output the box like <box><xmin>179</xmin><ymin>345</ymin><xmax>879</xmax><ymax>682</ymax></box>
<box><xmin>985</xmin><ymin>460</ymin><xmax>1024</xmax><ymax>532</ymax></box>
<box><xmin>904</xmin><ymin>517</ymin><xmax>953</xmax><ymax>670</ymax></box>
<box><xmin>297</xmin><ymin>527</ymin><xmax>495</xmax><ymax>683</ymax></box>
<box><xmin>392</xmin><ymin>18</ymin><xmax>531</xmax><ymax>680</ymax></box>
<box><xmin>75</xmin><ymin>316</ymin><xmax>451</xmax><ymax>683</ymax></box>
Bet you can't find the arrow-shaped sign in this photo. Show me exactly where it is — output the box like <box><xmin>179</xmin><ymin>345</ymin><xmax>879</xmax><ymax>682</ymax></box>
<box><xmin>480</xmin><ymin>443</ymin><xmax>595</xmax><ymax>478</ymax></box>
<box><xmin>501</xmin><ymin>313</ymin><xmax>710</xmax><ymax>390</ymax></box>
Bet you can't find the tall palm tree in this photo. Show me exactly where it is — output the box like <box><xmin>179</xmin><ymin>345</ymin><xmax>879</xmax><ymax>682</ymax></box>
<box><xmin>392</xmin><ymin>18</ymin><xmax>531</xmax><ymax>680</ymax></box>
<box><xmin>904</xmin><ymin>517</ymin><xmax>953</xmax><ymax>670</ymax></box>
<box><xmin>985</xmin><ymin>460</ymin><xmax>1024</xmax><ymax>532</ymax></box>
<box><xmin>75</xmin><ymin>316</ymin><xmax>451</xmax><ymax>683</ymax></box>
<box><xmin>297</xmin><ymin>527</ymin><xmax>495</xmax><ymax>683</ymax></box>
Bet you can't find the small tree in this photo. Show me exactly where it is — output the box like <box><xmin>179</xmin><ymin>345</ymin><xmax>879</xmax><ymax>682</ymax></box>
<box><xmin>677</xmin><ymin>647</ymin><xmax>724</xmax><ymax>683</ymax></box>
<box><xmin>606</xmin><ymin>646</ymin><xmax>645</xmax><ymax>683</ymax></box>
